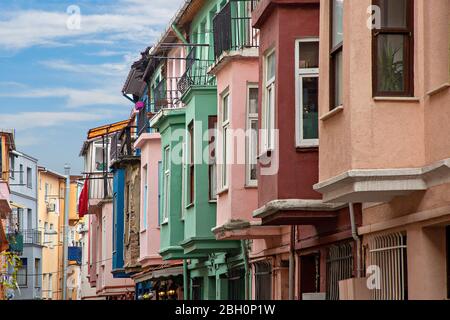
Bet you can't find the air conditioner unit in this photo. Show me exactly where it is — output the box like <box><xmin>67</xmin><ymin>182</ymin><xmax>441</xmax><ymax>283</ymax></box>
<box><xmin>46</xmin><ymin>203</ymin><xmax>56</xmax><ymax>213</ymax></box>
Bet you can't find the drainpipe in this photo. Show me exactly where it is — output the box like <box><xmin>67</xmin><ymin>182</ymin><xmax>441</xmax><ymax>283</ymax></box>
<box><xmin>171</xmin><ymin>23</ymin><xmax>188</xmax><ymax>45</ymax></box>
<box><xmin>288</xmin><ymin>226</ymin><xmax>295</xmax><ymax>300</ymax></box>
<box><xmin>183</xmin><ymin>260</ymin><xmax>189</xmax><ymax>300</ymax></box>
<box><xmin>240</xmin><ymin>240</ymin><xmax>250</xmax><ymax>300</ymax></box>
<box><xmin>349</xmin><ymin>203</ymin><xmax>362</xmax><ymax>278</ymax></box>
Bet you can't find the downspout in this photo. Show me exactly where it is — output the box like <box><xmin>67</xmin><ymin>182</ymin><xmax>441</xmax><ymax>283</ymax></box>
<box><xmin>183</xmin><ymin>260</ymin><xmax>189</xmax><ymax>300</ymax></box>
<box><xmin>171</xmin><ymin>23</ymin><xmax>189</xmax><ymax>45</ymax></box>
<box><xmin>349</xmin><ymin>203</ymin><xmax>362</xmax><ymax>278</ymax></box>
<box><xmin>241</xmin><ymin>240</ymin><xmax>250</xmax><ymax>300</ymax></box>
<box><xmin>289</xmin><ymin>226</ymin><xmax>295</xmax><ymax>300</ymax></box>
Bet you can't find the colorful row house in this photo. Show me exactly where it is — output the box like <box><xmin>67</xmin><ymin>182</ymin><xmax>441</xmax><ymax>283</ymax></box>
<box><xmin>80</xmin><ymin>0</ymin><xmax>449</xmax><ymax>301</ymax></box>
<box><xmin>0</xmin><ymin>130</ymin><xmax>15</xmax><ymax>300</ymax></box>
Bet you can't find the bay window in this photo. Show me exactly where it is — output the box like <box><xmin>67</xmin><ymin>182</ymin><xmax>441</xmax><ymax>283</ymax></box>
<box><xmin>262</xmin><ymin>49</ymin><xmax>276</xmax><ymax>152</ymax></box>
<box><xmin>330</xmin><ymin>0</ymin><xmax>344</xmax><ymax>109</ymax></box>
<box><xmin>247</xmin><ymin>85</ymin><xmax>259</xmax><ymax>186</ymax></box>
<box><xmin>296</xmin><ymin>39</ymin><xmax>319</xmax><ymax>147</ymax></box>
<box><xmin>373</xmin><ymin>0</ymin><xmax>414</xmax><ymax>96</ymax></box>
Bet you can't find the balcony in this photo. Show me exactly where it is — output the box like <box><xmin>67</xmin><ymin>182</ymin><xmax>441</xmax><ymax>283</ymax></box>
<box><xmin>87</xmin><ymin>172</ymin><xmax>113</xmax><ymax>201</ymax></box>
<box><xmin>68</xmin><ymin>246</ymin><xmax>82</xmax><ymax>265</ymax></box>
<box><xmin>7</xmin><ymin>229</ymin><xmax>43</xmax><ymax>253</ymax></box>
<box><xmin>213</xmin><ymin>0</ymin><xmax>259</xmax><ymax>60</ymax></box>
<box><xmin>110</xmin><ymin>126</ymin><xmax>138</xmax><ymax>166</ymax></box>
<box><xmin>153</xmin><ymin>77</ymin><xmax>183</xmax><ymax>111</ymax></box>
<box><xmin>177</xmin><ymin>48</ymin><xmax>216</xmax><ymax>96</ymax></box>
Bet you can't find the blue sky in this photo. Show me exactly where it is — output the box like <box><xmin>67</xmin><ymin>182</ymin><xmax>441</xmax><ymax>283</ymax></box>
<box><xmin>0</xmin><ymin>0</ymin><xmax>184</xmax><ymax>174</ymax></box>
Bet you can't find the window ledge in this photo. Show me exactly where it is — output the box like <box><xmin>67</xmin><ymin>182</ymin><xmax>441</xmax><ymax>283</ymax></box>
<box><xmin>161</xmin><ymin>220</ymin><xmax>169</xmax><ymax>225</ymax></box>
<box><xmin>426</xmin><ymin>83</ymin><xmax>450</xmax><ymax>96</ymax></box>
<box><xmin>217</xmin><ymin>188</ymin><xmax>229</xmax><ymax>196</ymax></box>
<box><xmin>373</xmin><ymin>96</ymin><xmax>420</xmax><ymax>102</ymax></box>
<box><xmin>320</xmin><ymin>106</ymin><xmax>344</xmax><ymax>121</ymax></box>
<box><xmin>185</xmin><ymin>203</ymin><xmax>194</xmax><ymax>210</ymax></box>
<box><xmin>244</xmin><ymin>184</ymin><xmax>258</xmax><ymax>189</ymax></box>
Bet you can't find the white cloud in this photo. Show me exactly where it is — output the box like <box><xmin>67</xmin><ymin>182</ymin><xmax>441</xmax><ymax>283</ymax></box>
<box><xmin>0</xmin><ymin>86</ymin><xmax>128</xmax><ymax>108</ymax></box>
<box><xmin>39</xmin><ymin>59</ymin><xmax>129</xmax><ymax>77</ymax></box>
<box><xmin>0</xmin><ymin>110</ymin><xmax>118</xmax><ymax>131</ymax></box>
<box><xmin>0</xmin><ymin>0</ymin><xmax>185</xmax><ymax>50</ymax></box>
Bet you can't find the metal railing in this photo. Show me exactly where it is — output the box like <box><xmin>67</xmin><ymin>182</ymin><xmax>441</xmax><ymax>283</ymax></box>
<box><xmin>110</xmin><ymin>126</ymin><xmax>137</xmax><ymax>164</ymax></box>
<box><xmin>153</xmin><ymin>77</ymin><xmax>183</xmax><ymax>111</ymax></box>
<box><xmin>368</xmin><ymin>232</ymin><xmax>407</xmax><ymax>300</ymax></box>
<box><xmin>326</xmin><ymin>242</ymin><xmax>354</xmax><ymax>300</ymax></box>
<box><xmin>213</xmin><ymin>0</ymin><xmax>259</xmax><ymax>59</ymax></box>
<box><xmin>87</xmin><ymin>172</ymin><xmax>113</xmax><ymax>200</ymax></box>
<box><xmin>177</xmin><ymin>48</ymin><xmax>216</xmax><ymax>95</ymax></box>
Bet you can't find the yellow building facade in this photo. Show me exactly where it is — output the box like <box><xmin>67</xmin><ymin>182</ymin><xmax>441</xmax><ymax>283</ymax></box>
<box><xmin>37</xmin><ymin>166</ymin><xmax>65</xmax><ymax>300</ymax></box>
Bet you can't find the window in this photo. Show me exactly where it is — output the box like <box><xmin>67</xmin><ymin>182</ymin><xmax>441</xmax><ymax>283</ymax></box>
<box><xmin>102</xmin><ymin>216</ymin><xmax>106</xmax><ymax>259</ymax></box>
<box><xmin>254</xmin><ymin>261</ymin><xmax>272</xmax><ymax>300</ymax></box>
<box><xmin>27</xmin><ymin>167</ymin><xmax>32</xmax><ymax>188</ymax></box>
<box><xmin>142</xmin><ymin>165</ymin><xmax>148</xmax><ymax>230</ymax></box>
<box><xmin>9</xmin><ymin>154</ymin><xmax>14</xmax><ymax>179</ymax></box>
<box><xmin>17</xmin><ymin>258</ymin><xmax>27</xmax><ymax>287</ymax></box>
<box><xmin>158</xmin><ymin>161</ymin><xmax>162</xmax><ymax>225</ymax></box>
<box><xmin>330</xmin><ymin>0</ymin><xmax>344</xmax><ymax>109</ymax></box>
<box><xmin>368</xmin><ymin>232</ymin><xmax>407</xmax><ymax>300</ymax></box>
<box><xmin>326</xmin><ymin>242</ymin><xmax>353</xmax><ymax>300</ymax></box>
<box><xmin>27</xmin><ymin>208</ymin><xmax>32</xmax><ymax>230</ymax></box>
<box><xmin>163</xmin><ymin>147</ymin><xmax>170</xmax><ymax>222</ymax></box>
<box><xmin>296</xmin><ymin>39</ymin><xmax>319</xmax><ymax>147</ymax></box>
<box><xmin>19</xmin><ymin>164</ymin><xmax>24</xmax><ymax>185</ymax></box>
<box><xmin>48</xmin><ymin>274</ymin><xmax>53</xmax><ymax>299</ymax></box>
<box><xmin>44</xmin><ymin>222</ymin><xmax>48</xmax><ymax>244</ymax></box>
<box><xmin>247</xmin><ymin>85</ymin><xmax>259</xmax><ymax>186</ymax></box>
<box><xmin>181</xmin><ymin>137</ymin><xmax>186</xmax><ymax>218</ymax></box>
<box><xmin>221</xmin><ymin>93</ymin><xmax>230</xmax><ymax>189</ymax></box>
<box><xmin>34</xmin><ymin>258</ymin><xmax>40</xmax><ymax>288</ymax></box>
<box><xmin>373</xmin><ymin>0</ymin><xmax>414</xmax><ymax>96</ymax></box>
<box><xmin>208</xmin><ymin>116</ymin><xmax>218</xmax><ymax>200</ymax></box>
<box><xmin>262</xmin><ymin>50</ymin><xmax>276</xmax><ymax>151</ymax></box>
<box><xmin>187</xmin><ymin>122</ymin><xmax>195</xmax><ymax>205</ymax></box>
<box><xmin>44</xmin><ymin>183</ymin><xmax>49</xmax><ymax>200</ymax></box>
<box><xmin>93</xmin><ymin>142</ymin><xmax>108</xmax><ymax>172</ymax></box>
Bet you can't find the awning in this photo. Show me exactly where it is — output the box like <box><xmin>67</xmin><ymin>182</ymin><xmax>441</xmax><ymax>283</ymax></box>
<box><xmin>134</xmin><ymin>266</ymin><xmax>183</xmax><ymax>283</ymax></box>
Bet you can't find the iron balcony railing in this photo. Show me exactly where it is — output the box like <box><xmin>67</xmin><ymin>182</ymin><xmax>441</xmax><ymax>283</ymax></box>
<box><xmin>87</xmin><ymin>172</ymin><xmax>113</xmax><ymax>200</ymax></box>
<box><xmin>213</xmin><ymin>0</ymin><xmax>260</xmax><ymax>59</ymax></box>
<box><xmin>7</xmin><ymin>229</ymin><xmax>43</xmax><ymax>253</ymax></box>
<box><xmin>153</xmin><ymin>77</ymin><xmax>183</xmax><ymax>111</ymax></box>
<box><xmin>177</xmin><ymin>48</ymin><xmax>216</xmax><ymax>95</ymax></box>
<box><xmin>110</xmin><ymin>126</ymin><xmax>138</xmax><ymax>164</ymax></box>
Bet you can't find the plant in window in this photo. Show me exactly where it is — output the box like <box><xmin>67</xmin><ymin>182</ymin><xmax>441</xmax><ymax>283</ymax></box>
<box><xmin>378</xmin><ymin>42</ymin><xmax>404</xmax><ymax>92</ymax></box>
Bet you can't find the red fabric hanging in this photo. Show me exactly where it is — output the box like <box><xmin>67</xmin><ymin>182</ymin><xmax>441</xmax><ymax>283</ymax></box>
<box><xmin>78</xmin><ymin>178</ymin><xmax>89</xmax><ymax>218</ymax></box>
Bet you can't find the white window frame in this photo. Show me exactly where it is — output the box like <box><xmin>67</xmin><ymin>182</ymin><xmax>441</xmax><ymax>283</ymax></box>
<box><xmin>92</xmin><ymin>141</ymin><xmax>109</xmax><ymax>173</ymax></box>
<box><xmin>162</xmin><ymin>146</ymin><xmax>170</xmax><ymax>224</ymax></box>
<box><xmin>295</xmin><ymin>38</ymin><xmax>320</xmax><ymax>148</ymax></box>
<box><xmin>220</xmin><ymin>90</ymin><xmax>230</xmax><ymax>191</ymax></box>
<box><xmin>181</xmin><ymin>138</ymin><xmax>186</xmax><ymax>219</ymax></box>
<box><xmin>262</xmin><ymin>48</ymin><xmax>276</xmax><ymax>154</ymax></box>
<box><xmin>246</xmin><ymin>84</ymin><xmax>259</xmax><ymax>187</ymax></box>
<box><xmin>142</xmin><ymin>164</ymin><xmax>148</xmax><ymax>230</ymax></box>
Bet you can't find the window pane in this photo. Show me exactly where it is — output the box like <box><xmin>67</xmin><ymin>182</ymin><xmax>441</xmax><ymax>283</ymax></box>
<box><xmin>223</xmin><ymin>95</ymin><xmax>229</xmax><ymax>122</ymax></box>
<box><xmin>379</xmin><ymin>0</ymin><xmax>407</xmax><ymax>28</ymax></box>
<box><xmin>267</xmin><ymin>52</ymin><xmax>275</xmax><ymax>81</ymax></box>
<box><xmin>332</xmin><ymin>0</ymin><xmax>344</xmax><ymax>48</ymax></box>
<box><xmin>377</xmin><ymin>34</ymin><xmax>405</xmax><ymax>93</ymax></box>
<box><xmin>249</xmin><ymin>87</ymin><xmax>258</xmax><ymax>114</ymax></box>
<box><xmin>334</xmin><ymin>50</ymin><xmax>343</xmax><ymax>106</ymax></box>
<box><xmin>95</xmin><ymin>147</ymin><xmax>105</xmax><ymax>171</ymax></box>
<box><xmin>301</xmin><ymin>77</ymin><xmax>319</xmax><ymax>140</ymax></box>
<box><xmin>250</xmin><ymin>120</ymin><xmax>258</xmax><ymax>180</ymax></box>
<box><xmin>299</xmin><ymin>41</ymin><xmax>319</xmax><ymax>69</ymax></box>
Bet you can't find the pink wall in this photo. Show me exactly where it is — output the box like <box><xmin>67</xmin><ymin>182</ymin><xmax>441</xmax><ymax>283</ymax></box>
<box><xmin>135</xmin><ymin>133</ymin><xmax>164</xmax><ymax>268</ymax></box>
<box><xmin>96</xmin><ymin>202</ymin><xmax>134</xmax><ymax>295</ymax></box>
<box><xmin>318</xmin><ymin>0</ymin><xmax>450</xmax><ymax>182</ymax></box>
<box><xmin>215</xmin><ymin>58</ymin><xmax>259</xmax><ymax>227</ymax></box>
